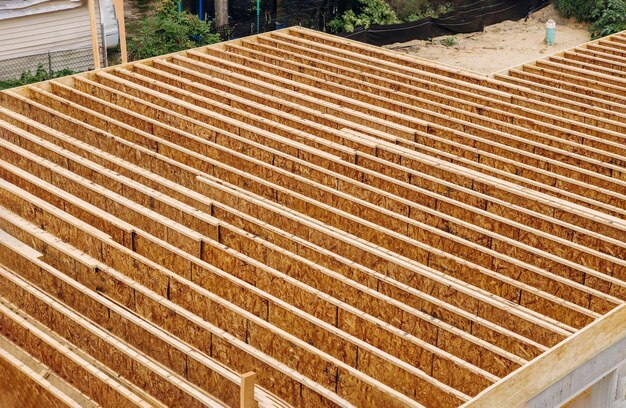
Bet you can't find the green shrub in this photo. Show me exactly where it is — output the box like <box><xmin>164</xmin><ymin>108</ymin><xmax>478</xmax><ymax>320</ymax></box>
<box><xmin>404</xmin><ymin>2</ymin><xmax>453</xmax><ymax>22</ymax></box>
<box><xmin>590</xmin><ymin>0</ymin><xmax>626</xmax><ymax>38</ymax></box>
<box><xmin>553</xmin><ymin>0</ymin><xmax>602</xmax><ymax>21</ymax></box>
<box><xmin>128</xmin><ymin>0</ymin><xmax>221</xmax><ymax>60</ymax></box>
<box><xmin>440</xmin><ymin>35</ymin><xmax>457</xmax><ymax>46</ymax></box>
<box><xmin>329</xmin><ymin>0</ymin><xmax>400</xmax><ymax>33</ymax></box>
<box><xmin>0</xmin><ymin>65</ymin><xmax>74</xmax><ymax>90</ymax></box>
<box><xmin>330</xmin><ymin>0</ymin><xmax>453</xmax><ymax>33</ymax></box>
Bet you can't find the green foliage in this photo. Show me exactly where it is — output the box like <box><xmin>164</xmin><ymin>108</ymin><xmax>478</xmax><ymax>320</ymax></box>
<box><xmin>330</xmin><ymin>0</ymin><xmax>400</xmax><ymax>33</ymax></box>
<box><xmin>128</xmin><ymin>0</ymin><xmax>221</xmax><ymax>60</ymax></box>
<box><xmin>553</xmin><ymin>0</ymin><xmax>602</xmax><ymax>21</ymax></box>
<box><xmin>330</xmin><ymin>0</ymin><xmax>453</xmax><ymax>33</ymax></box>
<box><xmin>440</xmin><ymin>35</ymin><xmax>457</xmax><ymax>46</ymax></box>
<box><xmin>0</xmin><ymin>65</ymin><xmax>74</xmax><ymax>90</ymax></box>
<box><xmin>405</xmin><ymin>2</ymin><xmax>453</xmax><ymax>22</ymax></box>
<box><xmin>590</xmin><ymin>0</ymin><xmax>626</xmax><ymax>38</ymax></box>
<box><xmin>554</xmin><ymin>0</ymin><xmax>626</xmax><ymax>39</ymax></box>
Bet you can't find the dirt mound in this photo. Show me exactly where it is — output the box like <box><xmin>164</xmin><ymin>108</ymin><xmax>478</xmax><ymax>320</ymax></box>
<box><xmin>384</xmin><ymin>4</ymin><xmax>591</xmax><ymax>75</ymax></box>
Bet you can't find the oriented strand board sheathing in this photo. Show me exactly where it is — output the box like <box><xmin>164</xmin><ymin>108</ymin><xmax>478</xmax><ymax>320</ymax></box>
<box><xmin>0</xmin><ymin>283</ymin><xmax>152</xmax><ymax>408</ymax></box>
<box><xmin>2</xmin><ymin>27</ymin><xmax>626</xmax><ymax>407</ymax></box>
<box><xmin>0</xmin><ymin>339</ymin><xmax>86</xmax><ymax>408</ymax></box>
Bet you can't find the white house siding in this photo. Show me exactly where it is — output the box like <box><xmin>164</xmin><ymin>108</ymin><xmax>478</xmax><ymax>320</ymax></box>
<box><xmin>0</xmin><ymin>0</ymin><xmax>106</xmax><ymax>80</ymax></box>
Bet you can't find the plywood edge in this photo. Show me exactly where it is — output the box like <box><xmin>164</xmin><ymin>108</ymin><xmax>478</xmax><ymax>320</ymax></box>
<box><xmin>462</xmin><ymin>303</ymin><xmax>626</xmax><ymax>407</ymax></box>
<box><xmin>491</xmin><ymin>29</ymin><xmax>626</xmax><ymax>77</ymax></box>
<box><xmin>0</xmin><ymin>338</ymin><xmax>84</xmax><ymax>408</ymax></box>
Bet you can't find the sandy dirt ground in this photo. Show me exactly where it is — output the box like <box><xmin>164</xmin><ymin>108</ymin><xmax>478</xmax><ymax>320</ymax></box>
<box><xmin>384</xmin><ymin>5</ymin><xmax>591</xmax><ymax>75</ymax></box>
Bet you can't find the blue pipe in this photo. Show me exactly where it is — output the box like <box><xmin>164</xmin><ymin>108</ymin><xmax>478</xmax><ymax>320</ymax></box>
<box><xmin>198</xmin><ymin>0</ymin><xmax>203</xmax><ymax>20</ymax></box>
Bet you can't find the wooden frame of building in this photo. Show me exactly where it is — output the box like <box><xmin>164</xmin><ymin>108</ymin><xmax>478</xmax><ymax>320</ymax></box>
<box><xmin>1</xmin><ymin>27</ymin><xmax>625</xmax><ymax>407</ymax></box>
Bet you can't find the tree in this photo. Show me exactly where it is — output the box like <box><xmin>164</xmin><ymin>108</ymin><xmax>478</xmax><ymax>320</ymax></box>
<box><xmin>215</xmin><ymin>0</ymin><xmax>229</xmax><ymax>27</ymax></box>
<box><xmin>128</xmin><ymin>0</ymin><xmax>221</xmax><ymax>61</ymax></box>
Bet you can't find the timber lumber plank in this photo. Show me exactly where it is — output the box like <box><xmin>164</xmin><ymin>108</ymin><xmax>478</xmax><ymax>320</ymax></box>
<box><xmin>561</xmin><ymin>50</ymin><xmax>626</xmax><ymax>73</ymax></box>
<box><xmin>0</xmin><ymin>180</ymin><xmax>434</xmax><ymax>407</ymax></box>
<box><xmin>0</xmin><ymin>249</ymin><xmax>231</xmax><ymax>408</ymax></box>
<box><xmin>175</xmin><ymin>49</ymin><xmax>626</xmax><ymax>218</ymax></box>
<box><xmin>256</xmin><ymin>33</ymin><xmax>626</xmax><ymax>164</ymax></box>
<box><xmin>236</xmin><ymin>37</ymin><xmax>626</xmax><ymax>152</ymax></box>
<box><xmin>116</xmin><ymin>57</ymin><xmax>626</xmax><ymax>235</ymax></box>
<box><xmin>86</xmin><ymin>69</ymin><xmax>626</xmax><ymax>284</ymax></box>
<box><xmin>42</xmin><ymin>75</ymin><xmax>624</xmax><ymax>282</ymax></box>
<box><xmin>273</xmin><ymin>31</ymin><xmax>626</xmax><ymax>125</ymax></box>
<box><xmin>190</xmin><ymin>45</ymin><xmax>626</xmax><ymax>165</ymax></box>
<box><xmin>0</xmin><ymin>100</ymin><xmax>578</xmax><ymax>343</ymax></box>
<box><xmin>0</xmin><ymin>157</ymin><xmax>500</xmax><ymax>396</ymax></box>
<box><xmin>520</xmin><ymin>64</ymin><xmax>626</xmax><ymax>98</ymax></box>
<box><xmin>113</xmin><ymin>61</ymin><xmax>626</xmax><ymax>213</ymax></box>
<box><xmin>0</xmin><ymin>330</ymin><xmax>96</xmax><ymax>408</ymax></box>
<box><xmin>0</xmin><ymin>276</ymin><xmax>154</xmax><ymax>408</ymax></box>
<box><xmin>533</xmin><ymin>59</ymin><xmax>626</xmax><ymax>90</ymax></box>
<box><xmin>15</xmin><ymin>85</ymin><xmax>608</xmax><ymax>328</ymax></box>
<box><xmin>547</xmin><ymin>55</ymin><xmax>626</xmax><ymax>79</ymax></box>
<box><xmin>576</xmin><ymin>46</ymin><xmax>626</xmax><ymax>66</ymax></box>
<box><xmin>0</xmin><ymin>132</ymin><xmax>490</xmax><ymax>399</ymax></box>
<box><xmin>0</xmin><ymin>205</ymin><xmax>356</xmax><ymax>408</ymax></box>
<box><xmin>1</xmin><ymin>27</ymin><xmax>626</xmax><ymax>408</ymax></box>
<box><xmin>282</xmin><ymin>29</ymin><xmax>626</xmax><ymax>123</ymax></box>
<box><xmin>502</xmin><ymin>68</ymin><xmax>626</xmax><ymax>107</ymax></box>
<box><xmin>1</xmin><ymin>87</ymin><xmax>600</xmax><ymax>332</ymax></box>
<box><xmin>42</xmin><ymin>79</ymin><xmax>619</xmax><ymax>312</ymax></box>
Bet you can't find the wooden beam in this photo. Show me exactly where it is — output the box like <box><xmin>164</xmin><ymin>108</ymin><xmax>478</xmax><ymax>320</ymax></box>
<box><xmin>87</xmin><ymin>0</ymin><xmax>101</xmax><ymax>70</ymax></box>
<box><xmin>112</xmin><ymin>0</ymin><xmax>128</xmax><ymax>64</ymax></box>
<box><xmin>240</xmin><ymin>372</ymin><xmax>257</xmax><ymax>408</ymax></box>
<box><xmin>462</xmin><ymin>304</ymin><xmax>626</xmax><ymax>407</ymax></box>
<box><xmin>2</xmin><ymin>25</ymin><xmax>626</xmax><ymax>408</ymax></box>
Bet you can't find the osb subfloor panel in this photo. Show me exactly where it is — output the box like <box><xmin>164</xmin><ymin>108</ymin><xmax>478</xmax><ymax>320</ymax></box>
<box><xmin>1</xmin><ymin>27</ymin><xmax>626</xmax><ymax>408</ymax></box>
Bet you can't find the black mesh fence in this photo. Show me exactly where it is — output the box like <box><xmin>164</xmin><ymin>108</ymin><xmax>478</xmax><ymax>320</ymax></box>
<box><xmin>342</xmin><ymin>0</ymin><xmax>552</xmax><ymax>46</ymax></box>
<box><xmin>210</xmin><ymin>0</ymin><xmax>551</xmax><ymax>44</ymax></box>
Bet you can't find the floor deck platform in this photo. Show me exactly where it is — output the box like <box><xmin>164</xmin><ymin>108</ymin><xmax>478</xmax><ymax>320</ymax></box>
<box><xmin>1</xmin><ymin>27</ymin><xmax>626</xmax><ymax>408</ymax></box>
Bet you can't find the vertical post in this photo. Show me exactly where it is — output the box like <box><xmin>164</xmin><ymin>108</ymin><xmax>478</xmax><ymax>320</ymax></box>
<box><xmin>87</xmin><ymin>0</ymin><xmax>101</xmax><ymax>69</ymax></box>
<box><xmin>198</xmin><ymin>0</ymin><xmax>203</xmax><ymax>21</ymax></box>
<box><xmin>240</xmin><ymin>372</ymin><xmax>257</xmax><ymax>408</ymax></box>
<box><xmin>47</xmin><ymin>51</ymin><xmax>52</xmax><ymax>76</ymax></box>
<box><xmin>256</xmin><ymin>0</ymin><xmax>260</xmax><ymax>33</ymax></box>
<box><xmin>100</xmin><ymin>23</ymin><xmax>108</xmax><ymax>67</ymax></box>
<box><xmin>112</xmin><ymin>0</ymin><xmax>128</xmax><ymax>63</ymax></box>
<box><xmin>178</xmin><ymin>0</ymin><xmax>182</xmax><ymax>12</ymax></box>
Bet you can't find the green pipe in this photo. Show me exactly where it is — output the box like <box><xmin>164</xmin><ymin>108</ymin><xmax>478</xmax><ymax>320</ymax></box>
<box><xmin>256</xmin><ymin>0</ymin><xmax>260</xmax><ymax>33</ymax></box>
<box><xmin>178</xmin><ymin>0</ymin><xmax>182</xmax><ymax>12</ymax></box>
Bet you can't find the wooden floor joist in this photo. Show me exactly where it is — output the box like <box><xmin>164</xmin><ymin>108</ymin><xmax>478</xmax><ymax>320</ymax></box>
<box><xmin>1</xmin><ymin>27</ymin><xmax>626</xmax><ymax>408</ymax></box>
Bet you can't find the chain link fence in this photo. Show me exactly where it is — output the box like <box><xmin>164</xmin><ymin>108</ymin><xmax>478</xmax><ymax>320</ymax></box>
<box><xmin>0</xmin><ymin>24</ymin><xmax>107</xmax><ymax>88</ymax></box>
<box><xmin>0</xmin><ymin>47</ymin><xmax>105</xmax><ymax>82</ymax></box>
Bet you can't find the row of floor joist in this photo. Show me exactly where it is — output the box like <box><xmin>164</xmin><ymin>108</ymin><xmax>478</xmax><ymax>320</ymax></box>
<box><xmin>1</xmin><ymin>27</ymin><xmax>626</xmax><ymax>408</ymax></box>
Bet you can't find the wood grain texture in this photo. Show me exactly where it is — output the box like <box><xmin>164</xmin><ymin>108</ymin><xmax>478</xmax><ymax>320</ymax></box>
<box><xmin>1</xmin><ymin>27</ymin><xmax>626</xmax><ymax>408</ymax></box>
